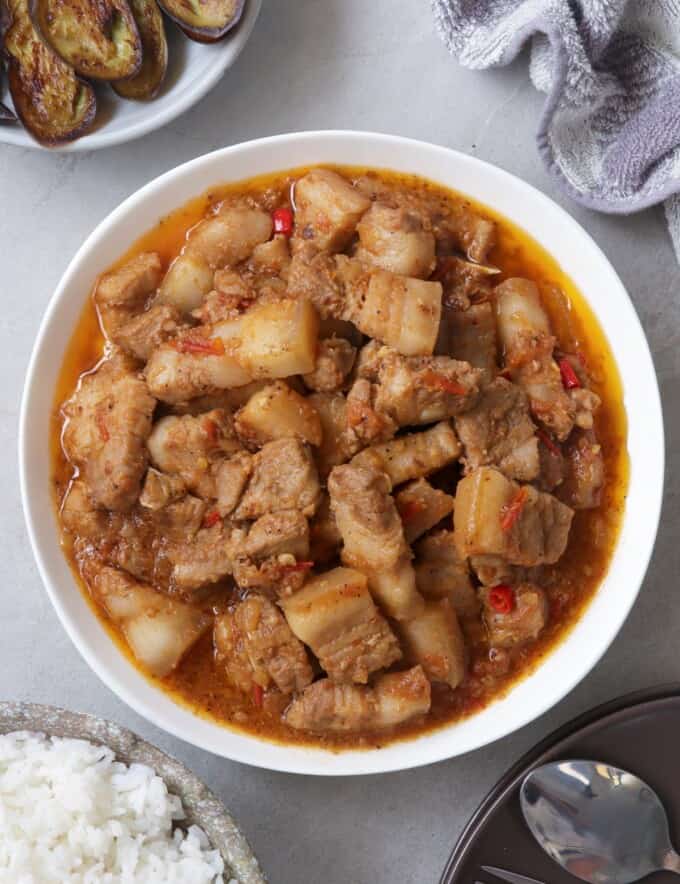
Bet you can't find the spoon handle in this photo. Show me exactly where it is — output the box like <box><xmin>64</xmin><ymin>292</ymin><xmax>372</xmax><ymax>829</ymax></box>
<box><xmin>663</xmin><ymin>849</ymin><xmax>680</xmax><ymax>875</ymax></box>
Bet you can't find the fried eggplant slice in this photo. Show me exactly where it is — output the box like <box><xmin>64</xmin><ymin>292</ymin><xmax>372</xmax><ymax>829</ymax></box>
<box><xmin>4</xmin><ymin>0</ymin><xmax>96</xmax><ymax>145</ymax></box>
<box><xmin>31</xmin><ymin>0</ymin><xmax>142</xmax><ymax>80</ymax></box>
<box><xmin>112</xmin><ymin>0</ymin><xmax>167</xmax><ymax>100</ymax></box>
<box><xmin>157</xmin><ymin>0</ymin><xmax>244</xmax><ymax>43</ymax></box>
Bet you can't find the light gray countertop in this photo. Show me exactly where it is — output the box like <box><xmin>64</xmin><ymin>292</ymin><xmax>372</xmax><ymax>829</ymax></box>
<box><xmin>1</xmin><ymin>2</ymin><xmax>678</xmax><ymax>882</ymax></box>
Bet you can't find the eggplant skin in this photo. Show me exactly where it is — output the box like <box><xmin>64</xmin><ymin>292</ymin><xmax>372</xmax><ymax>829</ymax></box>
<box><xmin>157</xmin><ymin>0</ymin><xmax>245</xmax><ymax>43</ymax></box>
<box><xmin>31</xmin><ymin>0</ymin><xmax>142</xmax><ymax>80</ymax></box>
<box><xmin>113</xmin><ymin>0</ymin><xmax>167</xmax><ymax>100</ymax></box>
<box><xmin>4</xmin><ymin>0</ymin><xmax>96</xmax><ymax>145</ymax></box>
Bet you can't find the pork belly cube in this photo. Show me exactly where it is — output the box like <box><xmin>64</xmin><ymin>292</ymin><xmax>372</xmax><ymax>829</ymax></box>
<box><xmin>287</xmin><ymin>250</ymin><xmax>349</xmax><ymax>320</ymax></box>
<box><xmin>234</xmin><ymin>438</ymin><xmax>321</xmax><ymax>520</ymax></box>
<box><xmin>244</xmin><ymin>510</ymin><xmax>310</xmax><ymax>561</ymax></box>
<box><xmin>480</xmin><ymin>583</ymin><xmax>548</xmax><ymax>648</ymax></box>
<box><xmin>145</xmin><ymin>336</ymin><xmax>252</xmax><ymax>404</ymax></box>
<box><xmin>398</xmin><ymin>599</ymin><xmax>466</xmax><ymax>689</ymax></box>
<box><xmin>455</xmin><ymin>378</ymin><xmax>539</xmax><ymax>481</ymax></box>
<box><xmin>113</xmin><ymin>303</ymin><xmax>183</xmax><ymax>363</ymax></box>
<box><xmin>309</xmin><ymin>494</ymin><xmax>343</xmax><ymax>564</ymax></box>
<box><xmin>454</xmin><ymin>467</ymin><xmax>574</xmax><ymax>567</ymax></box>
<box><xmin>238</xmin><ymin>298</ymin><xmax>319</xmax><ymax>379</ymax></box>
<box><xmin>62</xmin><ymin>355</ymin><xmax>156</xmax><ymax>512</ymax></box>
<box><xmin>169</xmin><ymin>521</ymin><xmax>234</xmax><ymax>591</ymax></box>
<box><xmin>249</xmin><ymin>234</ymin><xmax>291</xmax><ymax>276</ymax></box>
<box><xmin>345</xmin><ymin>378</ymin><xmax>398</xmax><ymax>446</ymax></box>
<box><xmin>60</xmin><ymin>479</ymin><xmax>109</xmax><ymax>540</ymax></box>
<box><xmin>214</xmin><ymin>451</ymin><xmax>254</xmax><ymax>517</ymax></box>
<box><xmin>469</xmin><ymin>554</ymin><xmax>518</xmax><ymax>588</ymax></box>
<box><xmin>139</xmin><ymin>468</ymin><xmax>186</xmax><ymax>510</ymax></box>
<box><xmin>147</xmin><ymin>409</ymin><xmax>241</xmax><ymax>499</ymax></box>
<box><xmin>443</xmin><ymin>204</ymin><xmax>497</xmax><ymax>263</ymax></box>
<box><xmin>154</xmin><ymin>495</ymin><xmax>207</xmax><ymax>543</ymax></box>
<box><xmin>292</xmin><ymin>169</ymin><xmax>370</xmax><ymax>254</ymax></box>
<box><xmin>329</xmin><ymin>465</ymin><xmax>424</xmax><ymax>621</ymax></box>
<box><xmin>558</xmin><ymin>428</ymin><xmax>604</xmax><ymax>509</ymax></box>
<box><xmin>496</xmin><ymin>278</ymin><xmax>575</xmax><ymax>440</ymax></box>
<box><xmin>235</xmin><ymin>381</ymin><xmax>322</xmax><ymax>447</ymax></box>
<box><xmin>307</xmin><ymin>392</ymin><xmax>363</xmax><ymax>478</ymax></box>
<box><xmin>351</xmin><ymin>421</ymin><xmax>461</xmax><ymax>488</ymax></box>
<box><xmin>95</xmin><ymin>252</ymin><xmax>163</xmax><ymax>339</ymax></box>
<box><xmin>355</xmin><ymin>202</ymin><xmax>436</xmax><ymax>279</ymax></box>
<box><xmin>414</xmin><ymin>530</ymin><xmax>479</xmax><ymax>620</ymax></box>
<box><xmin>284</xmin><ymin>665</ymin><xmax>431</xmax><ymax>732</ymax></box>
<box><xmin>395</xmin><ymin>479</ymin><xmax>454</xmax><ymax>544</ymax></box>
<box><xmin>302</xmin><ymin>337</ymin><xmax>357</xmax><ymax>393</ymax></box>
<box><xmin>89</xmin><ymin>564</ymin><xmax>211</xmax><ymax>677</ymax></box>
<box><xmin>281</xmin><ymin>567</ymin><xmax>402</xmax><ymax>683</ymax></box>
<box><xmin>444</xmin><ymin>302</ymin><xmax>498</xmax><ymax>381</ymax></box>
<box><xmin>348</xmin><ymin>269</ymin><xmax>442</xmax><ymax>356</ymax></box>
<box><xmin>159</xmin><ymin>208</ymin><xmax>273</xmax><ymax>313</ymax></box>
<box><xmin>373</xmin><ymin>350</ymin><xmax>482</xmax><ymax>426</ymax></box>
<box><xmin>215</xmin><ymin>596</ymin><xmax>313</xmax><ymax>697</ymax></box>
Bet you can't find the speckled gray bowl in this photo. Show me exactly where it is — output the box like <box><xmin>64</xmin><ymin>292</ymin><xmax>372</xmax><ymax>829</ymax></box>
<box><xmin>0</xmin><ymin>702</ymin><xmax>266</xmax><ymax>884</ymax></box>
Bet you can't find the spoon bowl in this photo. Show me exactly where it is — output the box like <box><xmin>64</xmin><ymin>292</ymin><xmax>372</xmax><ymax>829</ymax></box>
<box><xmin>520</xmin><ymin>760</ymin><xmax>680</xmax><ymax>884</ymax></box>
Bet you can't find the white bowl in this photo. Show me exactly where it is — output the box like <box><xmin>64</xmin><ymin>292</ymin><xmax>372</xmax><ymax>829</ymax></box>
<box><xmin>0</xmin><ymin>0</ymin><xmax>261</xmax><ymax>153</ymax></box>
<box><xmin>19</xmin><ymin>131</ymin><xmax>664</xmax><ymax>775</ymax></box>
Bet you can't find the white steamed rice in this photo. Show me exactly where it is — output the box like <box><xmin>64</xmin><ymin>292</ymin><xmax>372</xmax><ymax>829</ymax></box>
<box><xmin>0</xmin><ymin>731</ymin><xmax>229</xmax><ymax>884</ymax></box>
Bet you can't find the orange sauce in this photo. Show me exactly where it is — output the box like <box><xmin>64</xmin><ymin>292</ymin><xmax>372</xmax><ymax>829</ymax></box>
<box><xmin>50</xmin><ymin>166</ymin><xmax>628</xmax><ymax>750</ymax></box>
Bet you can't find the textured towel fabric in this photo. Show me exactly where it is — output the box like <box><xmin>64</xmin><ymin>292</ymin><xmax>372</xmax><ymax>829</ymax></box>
<box><xmin>432</xmin><ymin>0</ymin><xmax>680</xmax><ymax>262</ymax></box>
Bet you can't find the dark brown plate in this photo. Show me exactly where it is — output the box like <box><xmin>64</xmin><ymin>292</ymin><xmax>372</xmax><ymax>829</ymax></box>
<box><xmin>441</xmin><ymin>684</ymin><xmax>680</xmax><ymax>884</ymax></box>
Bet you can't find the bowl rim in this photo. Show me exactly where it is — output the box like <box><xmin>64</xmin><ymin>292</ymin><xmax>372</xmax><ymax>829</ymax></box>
<box><xmin>19</xmin><ymin>130</ymin><xmax>665</xmax><ymax>775</ymax></box>
<box><xmin>0</xmin><ymin>0</ymin><xmax>262</xmax><ymax>153</ymax></box>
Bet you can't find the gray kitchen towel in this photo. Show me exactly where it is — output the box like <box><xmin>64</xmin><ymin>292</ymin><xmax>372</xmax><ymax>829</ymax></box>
<box><xmin>431</xmin><ymin>0</ymin><xmax>680</xmax><ymax>262</ymax></box>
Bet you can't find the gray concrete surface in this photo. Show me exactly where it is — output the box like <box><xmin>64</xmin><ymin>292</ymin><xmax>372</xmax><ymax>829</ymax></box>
<box><xmin>1</xmin><ymin>2</ymin><xmax>678</xmax><ymax>882</ymax></box>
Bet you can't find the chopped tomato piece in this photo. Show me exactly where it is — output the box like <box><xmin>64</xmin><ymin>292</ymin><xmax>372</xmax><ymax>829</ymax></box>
<box><xmin>252</xmin><ymin>684</ymin><xmax>264</xmax><ymax>707</ymax></box>
<box><xmin>559</xmin><ymin>357</ymin><xmax>581</xmax><ymax>389</ymax></box>
<box><xmin>536</xmin><ymin>428</ymin><xmax>560</xmax><ymax>456</ymax></box>
<box><xmin>420</xmin><ymin>369</ymin><xmax>467</xmax><ymax>396</ymax></box>
<box><xmin>171</xmin><ymin>335</ymin><xmax>225</xmax><ymax>356</ymax></box>
<box><xmin>489</xmin><ymin>584</ymin><xmax>515</xmax><ymax>614</ymax></box>
<box><xmin>500</xmin><ymin>486</ymin><xmax>528</xmax><ymax>532</ymax></box>
<box><xmin>203</xmin><ymin>510</ymin><xmax>221</xmax><ymax>529</ymax></box>
<box><xmin>272</xmin><ymin>207</ymin><xmax>294</xmax><ymax>236</ymax></box>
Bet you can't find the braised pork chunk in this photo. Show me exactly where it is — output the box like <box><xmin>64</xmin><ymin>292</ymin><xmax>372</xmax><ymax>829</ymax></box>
<box><xmin>55</xmin><ymin>164</ymin><xmax>621</xmax><ymax>746</ymax></box>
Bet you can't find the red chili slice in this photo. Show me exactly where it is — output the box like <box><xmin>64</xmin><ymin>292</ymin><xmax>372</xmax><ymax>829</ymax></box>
<box><xmin>203</xmin><ymin>510</ymin><xmax>221</xmax><ymax>529</ymax></box>
<box><xmin>536</xmin><ymin>428</ymin><xmax>560</xmax><ymax>456</ymax></box>
<box><xmin>272</xmin><ymin>207</ymin><xmax>294</xmax><ymax>236</ymax></box>
<box><xmin>559</xmin><ymin>357</ymin><xmax>581</xmax><ymax>389</ymax></box>
<box><xmin>280</xmin><ymin>560</ymin><xmax>314</xmax><ymax>574</ymax></box>
<box><xmin>500</xmin><ymin>486</ymin><xmax>528</xmax><ymax>532</ymax></box>
<box><xmin>489</xmin><ymin>584</ymin><xmax>515</xmax><ymax>614</ymax></box>
<box><xmin>252</xmin><ymin>684</ymin><xmax>264</xmax><ymax>708</ymax></box>
<box><xmin>420</xmin><ymin>369</ymin><xmax>467</xmax><ymax>396</ymax></box>
<box><xmin>171</xmin><ymin>335</ymin><xmax>225</xmax><ymax>356</ymax></box>
<box><xmin>398</xmin><ymin>500</ymin><xmax>426</xmax><ymax>523</ymax></box>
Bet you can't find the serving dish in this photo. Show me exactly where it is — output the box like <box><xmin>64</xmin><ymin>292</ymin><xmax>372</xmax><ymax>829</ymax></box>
<box><xmin>0</xmin><ymin>0</ymin><xmax>261</xmax><ymax>152</ymax></box>
<box><xmin>19</xmin><ymin>131</ymin><xmax>664</xmax><ymax>775</ymax></box>
<box><xmin>0</xmin><ymin>701</ymin><xmax>265</xmax><ymax>883</ymax></box>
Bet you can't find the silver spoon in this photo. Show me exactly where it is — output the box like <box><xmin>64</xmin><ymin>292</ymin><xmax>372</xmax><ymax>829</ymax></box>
<box><xmin>520</xmin><ymin>760</ymin><xmax>680</xmax><ymax>883</ymax></box>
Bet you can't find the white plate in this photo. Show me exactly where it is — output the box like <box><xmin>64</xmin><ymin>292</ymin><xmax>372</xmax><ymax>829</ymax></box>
<box><xmin>0</xmin><ymin>0</ymin><xmax>261</xmax><ymax>152</ymax></box>
<box><xmin>19</xmin><ymin>132</ymin><xmax>665</xmax><ymax>775</ymax></box>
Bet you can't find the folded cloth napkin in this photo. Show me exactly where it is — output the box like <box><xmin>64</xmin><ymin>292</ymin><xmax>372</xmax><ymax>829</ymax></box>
<box><xmin>431</xmin><ymin>0</ymin><xmax>680</xmax><ymax>262</ymax></box>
